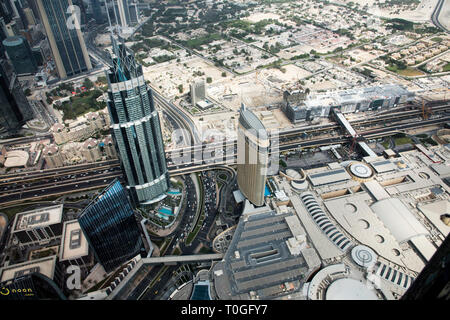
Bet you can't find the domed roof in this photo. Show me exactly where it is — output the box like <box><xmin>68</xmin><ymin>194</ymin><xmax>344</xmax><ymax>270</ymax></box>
<box><xmin>349</xmin><ymin>162</ymin><xmax>373</xmax><ymax>179</ymax></box>
<box><xmin>326</xmin><ymin>278</ymin><xmax>379</xmax><ymax>300</ymax></box>
<box><xmin>351</xmin><ymin>245</ymin><xmax>377</xmax><ymax>268</ymax></box>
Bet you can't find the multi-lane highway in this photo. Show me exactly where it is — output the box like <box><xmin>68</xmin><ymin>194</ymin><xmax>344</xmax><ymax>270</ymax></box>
<box><xmin>0</xmin><ymin>160</ymin><xmax>122</xmax><ymax>207</ymax></box>
<box><xmin>1</xmin><ymin>104</ymin><xmax>449</xmax><ymax>207</ymax></box>
<box><xmin>152</xmin><ymin>89</ymin><xmax>201</xmax><ymax>145</ymax></box>
<box><xmin>431</xmin><ymin>0</ymin><xmax>448</xmax><ymax>32</ymax></box>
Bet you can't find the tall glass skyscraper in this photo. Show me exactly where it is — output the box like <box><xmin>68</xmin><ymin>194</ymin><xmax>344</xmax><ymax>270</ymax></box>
<box><xmin>36</xmin><ymin>0</ymin><xmax>92</xmax><ymax>79</ymax></box>
<box><xmin>78</xmin><ymin>179</ymin><xmax>144</xmax><ymax>273</ymax></box>
<box><xmin>106</xmin><ymin>36</ymin><xmax>169</xmax><ymax>207</ymax></box>
<box><xmin>3</xmin><ymin>36</ymin><xmax>38</xmax><ymax>75</ymax></box>
<box><xmin>0</xmin><ymin>61</ymin><xmax>34</xmax><ymax>132</ymax></box>
<box><xmin>90</xmin><ymin>0</ymin><xmax>106</xmax><ymax>24</ymax></box>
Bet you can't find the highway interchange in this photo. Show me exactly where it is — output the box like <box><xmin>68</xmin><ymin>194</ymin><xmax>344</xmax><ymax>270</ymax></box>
<box><xmin>1</xmin><ymin>103</ymin><xmax>449</xmax><ymax>207</ymax></box>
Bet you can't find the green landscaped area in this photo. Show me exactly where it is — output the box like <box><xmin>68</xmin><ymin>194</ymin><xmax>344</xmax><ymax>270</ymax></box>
<box><xmin>182</xmin><ymin>33</ymin><xmax>222</xmax><ymax>50</ymax></box>
<box><xmin>443</xmin><ymin>63</ymin><xmax>450</xmax><ymax>72</ymax></box>
<box><xmin>1</xmin><ymin>205</ymin><xmax>32</xmax><ymax>220</ymax></box>
<box><xmin>54</xmin><ymin>89</ymin><xmax>106</xmax><ymax>121</ymax></box>
<box><xmin>431</xmin><ymin>37</ymin><xmax>443</xmax><ymax>43</ymax></box>
<box><xmin>381</xmin><ymin>140</ymin><xmax>390</xmax><ymax>149</ymax></box>
<box><xmin>394</xmin><ymin>135</ymin><xmax>413</xmax><ymax>146</ymax></box>
<box><xmin>386</xmin><ymin>65</ymin><xmax>425</xmax><ymax>77</ymax></box>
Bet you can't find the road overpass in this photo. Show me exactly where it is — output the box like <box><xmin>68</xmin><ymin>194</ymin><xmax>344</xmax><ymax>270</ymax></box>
<box><xmin>431</xmin><ymin>0</ymin><xmax>448</xmax><ymax>32</ymax></box>
<box><xmin>140</xmin><ymin>253</ymin><xmax>224</xmax><ymax>265</ymax></box>
<box><xmin>1</xmin><ymin>107</ymin><xmax>449</xmax><ymax>206</ymax></box>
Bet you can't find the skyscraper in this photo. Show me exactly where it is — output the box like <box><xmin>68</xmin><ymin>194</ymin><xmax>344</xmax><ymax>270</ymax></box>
<box><xmin>190</xmin><ymin>79</ymin><xmax>206</xmax><ymax>107</ymax></box>
<box><xmin>117</xmin><ymin>0</ymin><xmax>130</xmax><ymax>28</ymax></box>
<box><xmin>78</xmin><ymin>179</ymin><xmax>144</xmax><ymax>273</ymax></box>
<box><xmin>89</xmin><ymin>0</ymin><xmax>106</xmax><ymax>24</ymax></box>
<box><xmin>0</xmin><ymin>61</ymin><xmax>34</xmax><ymax>132</ymax></box>
<box><xmin>106</xmin><ymin>36</ymin><xmax>169</xmax><ymax>207</ymax></box>
<box><xmin>3</xmin><ymin>36</ymin><xmax>38</xmax><ymax>75</ymax></box>
<box><xmin>12</xmin><ymin>0</ymin><xmax>28</xmax><ymax>30</ymax></box>
<box><xmin>236</xmin><ymin>104</ymin><xmax>269</xmax><ymax>207</ymax></box>
<box><xmin>27</xmin><ymin>0</ymin><xmax>41</xmax><ymax>23</ymax></box>
<box><xmin>35</xmin><ymin>0</ymin><xmax>92</xmax><ymax>79</ymax></box>
<box><xmin>0</xmin><ymin>1</ymin><xmax>15</xmax><ymax>25</ymax></box>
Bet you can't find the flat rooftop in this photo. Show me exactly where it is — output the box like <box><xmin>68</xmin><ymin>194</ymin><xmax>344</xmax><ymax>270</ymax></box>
<box><xmin>0</xmin><ymin>256</ymin><xmax>57</xmax><ymax>282</ymax></box>
<box><xmin>12</xmin><ymin>204</ymin><xmax>63</xmax><ymax>233</ymax></box>
<box><xmin>60</xmin><ymin>220</ymin><xmax>89</xmax><ymax>262</ymax></box>
<box><xmin>308</xmin><ymin>168</ymin><xmax>351</xmax><ymax>187</ymax></box>
<box><xmin>212</xmin><ymin>206</ymin><xmax>319</xmax><ymax>300</ymax></box>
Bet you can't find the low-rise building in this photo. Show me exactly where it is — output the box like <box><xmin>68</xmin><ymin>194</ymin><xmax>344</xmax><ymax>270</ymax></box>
<box><xmin>43</xmin><ymin>144</ymin><xmax>64</xmax><ymax>168</ymax></box>
<box><xmin>82</xmin><ymin>138</ymin><xmax>101</xmax><ymax>163</ymax></box>
<box><xmin>283</xmin><ymin>84</ymin><xmax>414</xmax><ymax>123</ymax></box>
<box><xmin>10</xmin><ymin>205</ymin><xmax>64</xmax><ymax>249</ymax></box>
<box><xmin>59</xmin><ymin>220</ymin><xmax>93</xmax><ymax>274</ymax></box>
<box><xmin>0</xmin><ymin>255</ymin><xmax>64</xmax><ymax>289</ymax></box>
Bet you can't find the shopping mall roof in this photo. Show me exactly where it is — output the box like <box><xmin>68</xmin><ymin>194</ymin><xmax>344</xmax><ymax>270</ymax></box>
<box><xmin>60</xmin><ymin>220</ymin><xmax>89</xmax><ymax>262</ymax></box>
<box><xmin>417</xmin><ymin>200</ymin><xmax>450</xmax><ymax>237</ymax></box>
<box><xmin>0</xmin><ymin>256</ymin><xmax>57</xmax><ymax>282</ymax></box>
<box><xmin>325</xmin><ymin>278</ymin><xmax>379</xmax><ymax>300</ymax></box>
<box><xmin>371</xmin><ymin>198</ymin><xmax>429</xmax><ymax>243</ymax></box>
<box><xmin>364</xmin><ymin>180</ymin><xmax>390</xmax><ymax>201</ymax></box>
<box><xmin>4</xmin><ymin>150</ymin><xmax>29</xmax><ymax>168</ymax></box>
<box><xmin>308</xmin><ymin>168</ymin><xmax>351</xmax><ymax>186</ymax></box>
<box><xmin>12</xmin><ymin>204</ymin><xmax>63</xmax><ymax>233</ymax></box>
<box><xmin>212</xmin><ymin>208</ymin><xmax>313</xmax><ymax>299</ymax></box>
<box><xmin>370</xmin><ymin>160</ymin><xmax>397</xmax><ymax>173</ymax></box>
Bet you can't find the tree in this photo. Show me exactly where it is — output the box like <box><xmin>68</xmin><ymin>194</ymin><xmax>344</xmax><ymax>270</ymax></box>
<box><xmin>177</xmin><ymin>84</ymin><xmax>183</xmax><ymax>93</ymax></box>
<box><xmin>221</xmin><ymin>72</ymin><xmax>227</xmax><ymax>77</ymax></box>
<box><xmin>206</xmin><ymin>77</ymin><xmax>212</xmax><ymax>84</ymax></box>
<box><xmin>83</xmin><ymin>78</ymin><xmax>94</xmax><ymax>90</ymax></box>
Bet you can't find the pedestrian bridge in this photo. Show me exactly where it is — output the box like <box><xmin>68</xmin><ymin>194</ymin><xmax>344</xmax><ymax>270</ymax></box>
<box><xmin>141</xmin><ymin>253</ymin><xmax>224</xmax><ymax>265</ymax></box>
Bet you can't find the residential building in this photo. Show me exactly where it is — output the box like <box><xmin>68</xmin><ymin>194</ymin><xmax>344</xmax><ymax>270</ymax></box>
<box><xmin>106</xmin><ymin>36</ymin><xmax>169</xmax><ymax>207</ymax></box>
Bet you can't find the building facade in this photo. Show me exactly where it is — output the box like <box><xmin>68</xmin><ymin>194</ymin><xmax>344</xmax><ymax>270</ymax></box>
<box><xmin>10</xmin><ymin>205</ymin><xmax>64</xmax><ymax>249</ymax></box>
<box><xmin>35</xmin><ymin>0</ymin><xmax>92</xmax><ymax>79</ymax></box>
<box><xmin>89</xmin><ymin>0</ymin><xmax>106</xmax><ymax>24</ymax></box>
<box><xmin>236</xmin><ymin>104</ymin><xmax>269</xmax><ymax>207</ymax></box>
<box><xmin>106</xmin><ymin>36</ymin><xmax>169</xmax><ymax>207</ymax></box>
<box><xmin>190</xmin><ymin>79</ymin><xmax>206</xmax><ymax>107</ymax></box>
<box><xmin>3</xmin><ymin>36</ymin><xmax>38</xmax><ymax>75</ymax></box>
<box><xmin>78</xmin><ymin>179</ymin><xmax>144</xmax><ymax>273</ymax></box>
<box><xmin>283</xmin><ymin>84</ymin><xmax>415</xmax><ymax>123</ymax></box>
<box><xmin>0</xmin><ymin>61</ymin><xmax>34</xmax><ymax>132</ymax></box>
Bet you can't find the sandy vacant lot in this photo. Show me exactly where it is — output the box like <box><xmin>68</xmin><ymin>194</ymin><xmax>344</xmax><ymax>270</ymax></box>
<box><xmin>367</xmin><ymin>0</ymin><xmax>439</xmax><ymax>22</ymax></box>
<box><xmin>244</xmin><ymin>13</ymin><xmax>281</xmax><ymax>23</ymax></box>
<box><xmin>144</xmin><ymin>57</ymin><xmax>233</xmax><ymax>98</ymax></box>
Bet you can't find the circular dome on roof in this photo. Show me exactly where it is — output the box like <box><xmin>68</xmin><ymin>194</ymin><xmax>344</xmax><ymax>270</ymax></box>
<box><xmin>291</xmin><ymin>179</ymin><xmax>308</xmax><ymax>191</ymax></box>
<box><xmin>351</xmin><ymin>245</ymin><xmax>377</xmax><ymax>268</ymax></box>
<box><xmin>326</xmin><ymin>278</ymin><xmax>379</xmax><ymax>300</ymax></box>
<box><xmin>2</xmin><ymin>36</ymin><xmax>24</xmax><ymax>47</ymax></box>
<box><xmin>348</xmin><ymin>162</ymin><xmax>373</xmax><ymax>181</ymax></box>
<box><xmin>286</xmin><ymin>169</ymin><xmax>302</xmax><ymax>180</ymax></box>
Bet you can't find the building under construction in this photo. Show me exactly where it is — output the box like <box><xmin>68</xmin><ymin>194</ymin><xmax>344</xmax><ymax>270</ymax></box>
<box><xmin>283</xmin><ymin>84</ymin><xmax>415</xmax><ymax>123</ymax></box>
